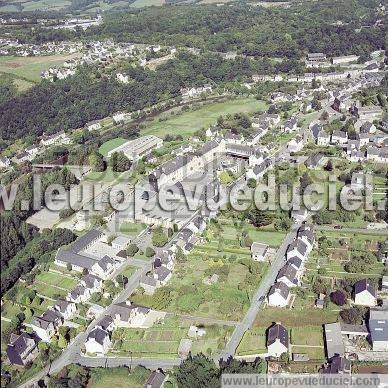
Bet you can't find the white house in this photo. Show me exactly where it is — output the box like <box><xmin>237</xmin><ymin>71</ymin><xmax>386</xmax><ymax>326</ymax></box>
<box><xmin>85</xmin><ymin>121</ymin><xmax>101</xmax><ymax>131</ymax></box>
<box><xmin>90</xmin><ymin>256</ymin><xmax>116</xmax><ymax>280</ymax></box>
<box><xmin>250</xmin><ymin>242</ymin><xmax>269</xmax><ymax>262</ymax></box>
<box><xmin>276</xmin><ymin>264</ymin><xmax>299</xmax><ymax>288</ymax></box>
<box><xmin>85</xmin><ymin>327</ymin><xmax>111</xmax><ymax>355</ymax></box>
<box><xmin>286</xmin><ymin>238</ymin><xmax>308</xmax><ymax>262</ymax></box>
<box><xmin>287</xmin><ymin>135</ymin><xmax>304</xmax><ymax>153</ymax></box>
<box><xmin>331</xmin><ymin>131</ymin><xmax>348</xmax><ymax>146</ymax></box>
<box><xmin>112</xmin><ymin>111</ymin><xmax>131</xmax><ymax>124</ymax></box>
<box><xmin>81</xmin><ymin>274</ymin><xmax>103</xmax><ymax>294</ymax></box>
<box><xmin>53</xmin><ymin>299</ymin><xmax>76</xmax><ymax>320</ymax></box>
<box><xmin>317</xmin><ymin>131</ymin><xmax>330</xmax><ymax>146</ymax></box>
<box><xmin>354</xmin><ymin>279</ymin><xmax>377</xmax><ymax>307</ymax></box>
<box><xmin>283</xmin><ymin>118</ymin><xmax>298</xmax><ymax>133</ymax></box>
<box><xmin>30</xmin><ymin>310</ymin><xmax>63</xmax><ymax>342</ymax></box>
<box><xmin>109</xmin><ymin>301</ymin><xmax>150</xmax><ymax>328</ymax></box>
<box><xmin>0</xmin><ymin>156</ymin><xmax>10</xmax><ymax>168</ymax></box>
<box><xmin>267</xmin><ymin>323</ymin><xmax>289</xmax><ymax>358</ymax></box>
<box><xmin>291</xmin><ymin>208</ymin><xmax>308</xmax><ymax>223</ymax></box>
<box><xmin>111</xmin><ymin>236</ymin><xmax>131</xmax><ymax>251</ymax></box>
<box><xmin>67</xmin><ymin>285</ymin><xmax>91</xmax><ymax>304</ymax></box>
<box><xmin>268</xmin><ymin>282</ymin><xmax>290</xmax><ymax>308</ymax></box>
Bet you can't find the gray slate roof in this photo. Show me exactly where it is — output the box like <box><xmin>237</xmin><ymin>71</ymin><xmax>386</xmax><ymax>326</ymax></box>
<box><xmin>267</xmin><ymin>323</ymin><xmax>289</xmax><ymax>347</ymax></box>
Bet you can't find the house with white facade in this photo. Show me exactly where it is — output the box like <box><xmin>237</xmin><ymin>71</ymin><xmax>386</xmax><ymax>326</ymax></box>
<box><xmin>85</xmin><ymin>327</ymin><xmax>111</xmax><ymax>355</ymax></box>
<box><xmin>268</xmin><ymin>282</ymin><xmax>290</xmax><ymax>307</ymax></box>
<box><xmin>267</xmin><ymin>323</ymin><xmax>289</xmax><ymax>358</ymax></box>
<box><xmin>354</xmin><ymin>279</ymin><xmax>377</xmax><ymax>307</ymax></box>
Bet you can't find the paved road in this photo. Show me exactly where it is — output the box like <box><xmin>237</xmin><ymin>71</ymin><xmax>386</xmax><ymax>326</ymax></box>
<box><xmin>74</xmin><ymin>355</ymin><xmax>181</xmax><ymax>369</ymax></box>
<box><xmin>217</xmin><ymin>223</ymin><xmax>300</xmax><ymax>360</ymax></box>
<box><xmin>315</xmin><ymin>225</ymin><xmax>388</xmax><ymax>236</ymax></box>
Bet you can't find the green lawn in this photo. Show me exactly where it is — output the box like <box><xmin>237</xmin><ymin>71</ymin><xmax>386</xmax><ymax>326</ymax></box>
<box><xmin>119</xmin><ymin>222</ymin><xmax>147</xmax><ymax>237</ymax></box>
<box><xmin>89</xmin><ymin>366</ymin><xmax>150</xmax><ymax>388</ymax></box>
<box><xmin>34</xmin><ymin>271</ymin><xmax>78</xmax><ymax>290</ymax></box>
<box><xmin>130</xmin><ymin>0</ymin><xmax>165</xmax><ymax>7</ymax></box>
<box><xmin>142</xmin><ymin>98</ymin><xmax>266</xmax><ymax>139</ymax></box>
<box><xmin>98</xmin><ymin>138</ymin><xmax>129</xmax><ymax>157</ymax></box>
<box><xmin>237</xmin><ymin>328</ymin><xmax>267</xmax><ymax>356</ymax></box>
<box><xmin>0</xmin><ymin>54</ymin><xmax>79</xmax><ymax>82</ymax></box>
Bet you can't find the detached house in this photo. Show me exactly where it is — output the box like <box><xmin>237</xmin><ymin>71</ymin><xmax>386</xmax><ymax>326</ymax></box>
<box><xmin>250</xmin><ymin>242</ymin><xmax>269</xmax><ymax>262</ymax></box>
<box><xmin>30</xmin><ymin>310</ymin><xmax>63</xmax><ymax>342</ymax></box>
<box><xmin>283</xmin><ymin>118</ymin><xmax>298</xmax><ymax>133</ymax></box>
<box><xmin>109</xmin><ymin>301</ymin><xmax>150</xmax><ymax>328</ymax></box>
<box><xmin>287</xmin><ymin>135</ymin><xmax>304</xmax><ymax>153</ymax></box>
<box><xmin>267</xmin><ymin>323</ymin><xmax>289</xmax><ymax>358</ymax></box>
<box><xmin>354</xmin><ymin>279</ymin><xmax>377</xmax><ymax>307</ymax></box>
<box><xmin>331</xmin><ymin>131</ymin><xmax>348</xmax><ymax>146</ymax></box>
<box><xmin>53</xmin><ymin>299</ymin><xmax>76</xmax><ymax>320</ymax></box>
<box><xmin>90</xmin><ymin>255</ymin><xmax>116</xmax><ymax>279</ymax></box>
<box><xmin>85</xmin><ymin>327</ymin><xmax>111</xmax><ymax>355</ymax></box>
<box><xmin>268</xmin><ymin>282</ymin><xmax>290</xmax><ymax>308</ymax></box>
<box><xmin>7</xmin><ymin>333</ymin><xmax>39</xmax><ymax>366</ymax></box>
<box><xmin>81</xmin><ymin>274</ymin><xmax>103</xmax><ymax>293</ymax></box>
<box><xmin>67</xmin><ymin>285</ymin><xmax>91</xmax><ymax>304</ymax></box>
<box><xmin>317</xmin><ymin>131</ymin><xmax>330</xmax><ymax>146</ymax></box>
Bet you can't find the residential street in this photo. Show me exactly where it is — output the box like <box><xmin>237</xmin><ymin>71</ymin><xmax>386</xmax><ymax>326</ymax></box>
<box><xmin>218</xmin><ymin>223</ymin><xmax>300</xmax><ymax>360</ymax></box>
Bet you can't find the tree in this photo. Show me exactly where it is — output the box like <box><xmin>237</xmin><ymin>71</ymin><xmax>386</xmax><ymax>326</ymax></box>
<box><xmin>152</xmin><ymin>226</ymin><xmax>168</xmax><ymax>247</ymax></box>
<box><xmin>340</xmin><ymin>307</ymin><xmax>364</xmax><ymax>324</ymax></box>
<box><xmin>247</xmin><ymin>178</ymin><xmax>256</xmax><ymax>189</ymax></box>
<box><xmin>126</xmin><ymin>243</ymin><xmax>139</xmax><ymax>257</ymax></box>
<box><xmin>89</xmin><ymin>151</ymin><xmax>105</xmax><ymax>172</ymax></box>
<box><xmin>176</xmin><ymin>354</ymin><xmax>219</xmax><ymax>388</ymax></box>
<box><xmin>246</xmin><ymin>208</ymin><xmax>274</xmax><ymax>228</ymax></box>
<box><xmin>111</xmin><ymin>151</ymin><xmax>131</xmax><ymax>172</ymax></box>
<box><xmin>325</xmin><ymin>160</ymin><xmax>333</xmax><ymax>171</ymax></box>
<box><xmin>330</xmin><ymin>289</ymin><xmax>347</xmax><ymax>306</ymax></box>
<box><xmin>145</xmin><ymin>247</ymin><xmax>155</xmax><ymax>257</ymax></box>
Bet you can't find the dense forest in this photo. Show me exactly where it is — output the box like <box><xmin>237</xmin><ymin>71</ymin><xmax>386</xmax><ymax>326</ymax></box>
<box><xmin>0</xmin><ymin>167</ymin><xmax>78</xmax><ymax>294</ymax></box>
<box><xmin>90</xmin><ymin>0</ymin><xmax>385</xmax><ymax>57</ymax></box>
<box><xmin>0</xmin><ymin>52</ymin><xmax>304</xmax><ymax>141</ymax></box>
<box><xmin>7</xmin><ymin>0</ymin><xmax>385</xmax><ymax>57</ymax></box>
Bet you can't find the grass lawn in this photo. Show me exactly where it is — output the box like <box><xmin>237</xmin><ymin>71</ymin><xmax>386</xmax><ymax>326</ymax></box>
<box><xmin>121</xmin><ymin>266</ymin><xmax>137</xmax><ymax>279</ymax></box>
<box><xmin>0</xmin><ymin>54</ymin><xmax>79</xmax><ymax>82</ymax></box>
<box><xmin>34</xmin><ymin>271</ymin><xmax>78</xmax><ymax>290</ymax></box>
<box><xmin>130</xmin><ymin>0</ymin><xmax>165</xmax><ymax>7</ymax></box>
<box><xmin>290</xmin><ymin>326</ymin><xmax>324</xmax><ymax>346</ymax></box>
<box><xmin>119</xmin><ymin>222</ymin><xmax>147</xmax><ymax>237</ymax></box>
<box><xmin>142</xmin><ymin>98</ymin><xmax>266</xmax><ymax>139</ymax></box>
<box><xmin>89</xmin><ymin>366</ymin><xmax>150</xmax><ymax>388</ymax></box>
<box><xmin>237</xmin><ymin>328</ymin><xmax>267</xmax><ymax>356</ymax></box>
<box><xmin>291</xmin><ymin>345</ymin><xmax>326</xmax><ymax>360</ymax></box>
<box><xmin>98</xmin><ymin>138</ymin><xmax>128</xmax><ymax>157</ymax></box>
<box><xmin>253</xmin><ymin>307</ymin><xmax>339</xmax><ymax>328</ymax></box>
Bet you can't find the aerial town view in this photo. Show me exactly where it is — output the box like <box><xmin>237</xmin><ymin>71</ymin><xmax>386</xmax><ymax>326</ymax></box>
<box><xmin>0</xmin><ymin>0</ymin><xmax>387</xmax><ymax>387</ymax></box>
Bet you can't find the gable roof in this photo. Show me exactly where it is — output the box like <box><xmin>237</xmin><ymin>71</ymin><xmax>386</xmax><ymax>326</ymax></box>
<box><xmin>369</xmin><ymin>308</ymin><xmax>388</xmax><ymax>342</ymax></box>
<box><xmin>268</xmin><ymin>281</ymin><xmax>290</xmax><ymax>300</ymax></box>
<box><xmin>87</xmin><ymin>327</ymin><xmax>108</xmax><ymax>345</ymax></box>
<box><xmin>277</xmin><ymin>264</ymin><xmax>297</xmax><ymax>283</ymax></box>
<box><xmin>354</xmin><ymin>279</ymin><xmax>376</xmax><ymax>297</ymax></box>
<box><xmin>267</xmin><ymin>323</ymin><xmax>289</xmax><ymax>347</ymax></box>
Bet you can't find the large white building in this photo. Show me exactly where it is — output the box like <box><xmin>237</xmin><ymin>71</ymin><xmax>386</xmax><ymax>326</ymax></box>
<box><xmin>106</xmin><ymin>135</ymin><xmax>163</xmax><ymax>161</ymax></box>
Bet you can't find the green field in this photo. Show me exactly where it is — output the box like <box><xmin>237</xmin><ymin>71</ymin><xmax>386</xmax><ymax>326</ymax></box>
<box><xmin>130</xmin><ymin>0</ymin><xmax>165</xmax><ymax>7</ymax></box>
<box><xmin>142</xmin><ymin>98</ymin><xmax>266</xmax><ymax>139</ymax></box>
<box><xmin>89</xmin><ymin>366</ymin><xmax>150</xmax><ymax>388</ymax></box>
<box><xmin>119</xmin><ymin>222</ymin><xmax>147</xmax><ymax>237</ymax></box>
<box><xmin>0</xmin><ymin>54</ymin><xmax>79</xmax><ymax>82</ymax></box>
<box><xmin>98</xmin><ymin>138</ymin><xmax>128</xmax><ymax>156</ymax></box>
<box><xmin>237</xmin><ymin>328</ymin><xmax>267</xmax><ymax>356</ymax></box>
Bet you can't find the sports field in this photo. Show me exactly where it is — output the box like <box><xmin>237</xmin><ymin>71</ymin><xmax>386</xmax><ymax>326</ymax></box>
<box><xmin>98</xmin><ymin>137</ymin><xmax>128</xmax><ymax>156</ymax></box>
<box><xmin>142</xmin><ymin>98</ymin><xmax>267</xmax><ymax>138</ymax></box>
<box><xmin>0</xmin><ymin>54</ymin><xmax>79</xmax><ymax>82</ymax></box>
